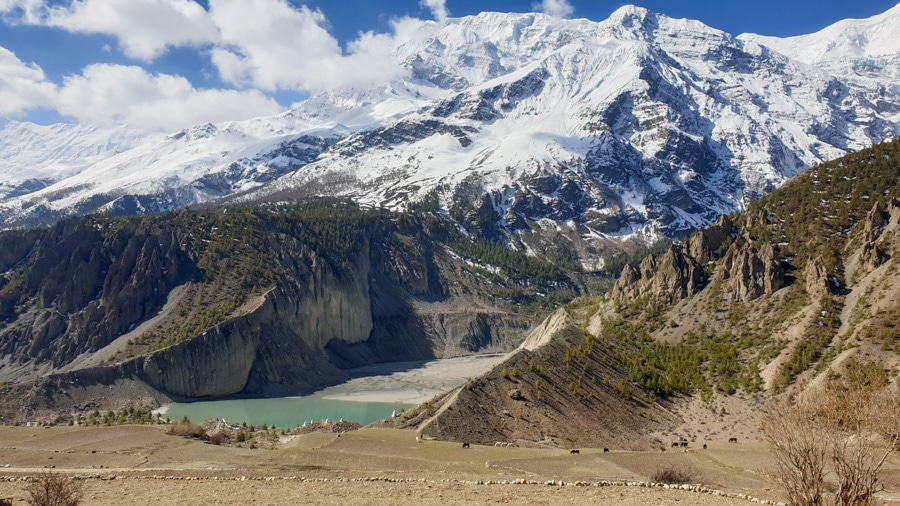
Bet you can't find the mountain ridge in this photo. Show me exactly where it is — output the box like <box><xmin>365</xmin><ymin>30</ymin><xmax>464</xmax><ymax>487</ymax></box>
<box><xmin>385</xmin><ymin>137</ymin><xmax>900</xmax><ymax>447</ymax></box>
<box><xmin>1</xmin><ymin>6</ymin><xmax>899</xmax><ymax>263</ymax></box>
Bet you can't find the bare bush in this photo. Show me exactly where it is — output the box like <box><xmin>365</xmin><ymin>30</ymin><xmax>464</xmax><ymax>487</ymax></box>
<box><xmin>23</xmin><ymin>471</ymin><xmax>83</xmax><ymax>506</ymax></box>
<box><xmin>651</xmin><ymin>464</ymin><xmax>699</xmax><ymax>484</ymax></box>
<box><xmin>763</xmin><ymin>387</ymin><xmax>829</xmax><ymax>506</ymax></box>
<box><xmin>763</xmin><ymin>362</ymin><xmax>900</xmax><ymax>506</ymax></box>
<box><xmin>167</xmin><ymin>422</ymin><xmax>208</xmax><ymax>440</ymax></box>
<box><xmin>823</xmin><ymin>363</ymin><xmax>900</xmax><ymax>506</ymax></box>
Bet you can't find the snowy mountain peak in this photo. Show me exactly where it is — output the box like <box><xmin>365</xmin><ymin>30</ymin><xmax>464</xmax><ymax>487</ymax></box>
<box><xmin>2</xmin><ymin>6</ymin><xmax>900</xmax><ymax>261</ymax></box>
<box><xmin>607</xmin><ymin>4</ymin><xmax>657</xmax><ymax>30</ymax></box>
<box><xmin>739</xmin><ymin>3</ymin><xmax>900</xmax><ymax>84</ymax></box>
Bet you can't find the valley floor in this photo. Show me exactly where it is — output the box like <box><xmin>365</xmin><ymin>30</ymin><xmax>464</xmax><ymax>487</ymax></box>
<box><xmin>3</xmin><ymin>424</ymin><xmax>895</xmax><ymax>505</ymax></box>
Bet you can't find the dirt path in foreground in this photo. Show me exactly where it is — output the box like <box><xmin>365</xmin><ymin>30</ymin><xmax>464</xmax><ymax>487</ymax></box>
<box><xmin>1</xmin><ymin>424</ymin><xmax>897</xmax><ymax>505</ymax></box>
<box><xmin>0</xmin><ymin>476</ymin><xmax>762</xmax><ymax>506</ymax></box>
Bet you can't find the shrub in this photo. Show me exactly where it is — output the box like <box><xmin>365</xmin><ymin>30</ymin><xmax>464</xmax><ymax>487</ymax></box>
<box><xmin>651</xmin><ymin>465</ymin><xmax>699</xmax><ymax>485</ymax></box>
<box><xmin>23</xmin><ymin>471</ymin><xmax>83</xmax><ymax>506</ymax></box>
<box><xmin>167</xmin><ymin>423</ymin><xmax>208</xmax><ymax>440</ymax></box>
<box><xmin>763</xmin><ymin>367</ymin><xmax>900</xmax><ymax>506</ymax></box>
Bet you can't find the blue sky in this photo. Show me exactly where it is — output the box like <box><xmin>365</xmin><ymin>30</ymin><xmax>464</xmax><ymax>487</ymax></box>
<box><xmin>0</xmin><ymin>0</ymin><xmax>897</xmax><ymax>131</ymax></box>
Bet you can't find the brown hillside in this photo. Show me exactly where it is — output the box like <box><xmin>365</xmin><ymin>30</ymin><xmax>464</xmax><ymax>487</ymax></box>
<box><xmin>382</xmin><ymin>308</ymin><xmax>680</xmax><ymax>450</ymax></box>
<box><xmin>389</xmin><ymin>139</ymin><xmax>900</xmax><ymax>448</ymax></box>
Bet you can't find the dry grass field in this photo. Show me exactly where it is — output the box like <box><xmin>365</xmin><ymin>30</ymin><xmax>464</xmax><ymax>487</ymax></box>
<box><xmin>0</xmin><ymin>424</ymin><xmax>782</xmax><ymax>505</ymax></box>
<box><xmin>0</xmin><ymin>424</ymin><xmax>897</xmax><ymax>505</ymax></box>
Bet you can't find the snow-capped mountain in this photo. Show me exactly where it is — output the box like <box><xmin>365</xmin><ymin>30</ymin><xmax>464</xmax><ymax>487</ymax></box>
<box><xmin>0</xmin><ymin>119</ymin><xmax>150</xmax><ymax>201</ymax></box>
<box><xmin>2</xmin><ymin>5</ymin><xmax>899</xmax><ymax>255</ymax></box>
<box><xmin>739</xmin><ymin>3</ymin><xmax>900</xmax><ymax>86</ymax></box>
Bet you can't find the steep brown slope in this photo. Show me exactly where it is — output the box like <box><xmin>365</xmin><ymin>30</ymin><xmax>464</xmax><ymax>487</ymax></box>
<box><xmin>390</xmin><ymin>139</ymin><xmax>900</xmax><ymax>447</ymax></box>
<box><xmin>0</xmin><ymin>201</ymin><xmax>590</xmax><ymax>420</ymax></box>
<box><xmin>382</xmin><ymin>308</ymin><xmax>679</xmax><ymax>449</ymax></box>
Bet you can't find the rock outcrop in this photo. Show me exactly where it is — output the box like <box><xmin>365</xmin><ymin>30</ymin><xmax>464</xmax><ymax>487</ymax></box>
<box><xmin>686</xmin><ymin>215</ymin><xmax>734</xmax><ymax>264</ymax></box>
<box><xmin>859</xmin><ymin>201</ymin><xmax>892</xmax><ymax>271</ymax></box>
<box><xmin>804</xmin><ymin>256</ymin><xmax>831</xmax><ymax>297</ymax></box>
<box><xmin>612</xmin><ymin>245</ymin><xmax>704</xmax><ymax>303</ymax></box>
<box><xmin>717</xmin><ymin>240</ymin><xmax>784</xmax><ymax>302</ymax></box>
<box><xmin>0</xmin><ymin>219</ymin><xmax>193</xmax><ymax>370</ymax></box>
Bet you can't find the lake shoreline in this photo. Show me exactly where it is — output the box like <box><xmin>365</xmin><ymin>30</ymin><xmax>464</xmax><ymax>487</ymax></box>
<box><xmin>158</xmin><ymin>354</ymin><xmax>508</xmax><ymax>426</ymax></box>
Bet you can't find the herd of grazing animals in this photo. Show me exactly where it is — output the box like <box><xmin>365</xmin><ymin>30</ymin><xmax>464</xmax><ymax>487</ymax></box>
<box><xmin>417</xmin><ymin>435</ymin><xmax>738</xmax><ymax>451</ymax></box>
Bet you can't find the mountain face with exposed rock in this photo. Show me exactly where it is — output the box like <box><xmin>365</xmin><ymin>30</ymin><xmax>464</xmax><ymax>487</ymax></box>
<box><xmin>2</xmin><ymin>6</ymin><xmax>900</xmax><ymax>265</ymax></box>
<box><xmin>387</xmin><ymin>139</ymin><xmax>900</xmax><ymax>448</ymax></box>
<box><xmin>0</xmin><ymin>201</ymin><xmax>591</xmax><ymax>421</ymax></box>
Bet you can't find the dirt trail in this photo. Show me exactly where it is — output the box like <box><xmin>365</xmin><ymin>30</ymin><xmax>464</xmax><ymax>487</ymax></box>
<box><xmin>0</xmin><ymin>424</ymin><xmax>897</xmax><ymax>505</ymax></box>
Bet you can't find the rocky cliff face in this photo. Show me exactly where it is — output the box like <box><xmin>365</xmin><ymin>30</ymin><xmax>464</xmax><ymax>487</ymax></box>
<box><xmin>137</xmin><ymin>273</ymin><xmax>370</xmax><ymax>397</ymax></box>
<box><xmin>717</xmin><ymin>240</ymin><xmax>785</xmax><ymax>302</ymax></box>
<box><xmin>0</xmin><ymin>204</ymin><xmax>559</xmax><ymax>408</ymax></box>
<box><xmin>686</xmin><ymin>215</ymin><xmax>734</xmax><ymax>264</ymax></box>
<box><xmin>612</xmin><ymin>245</ymin><xmax>705</xmax><ymax>303</ymax></box>
<box><xmin>610</xmin><ymin>216</ymin><xmax>787</xmax><ymax>306</ymax></box>
<box><xmin>0</xmin><ymin>217</ymin><xmax>194</xmax><ymax>369</ymax></box>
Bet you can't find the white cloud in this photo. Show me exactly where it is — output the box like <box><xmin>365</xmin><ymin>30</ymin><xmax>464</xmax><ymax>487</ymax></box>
<box><xmin>0</xmin><ymin>46</ymin><xmax>57</xmax><ymax>116</ymax></box>
<box><xmin>209</xmin><ymin>0</ymin><xmax>408</xmax><ymax>93</ymax></box>
<box><xmin>535</xmin><ymin>0</ymin><xmax>574</xmax><ymax>18</ymax></box>
<box><xmin>0</xmin><ymin>42</ymin><xmax>280</xmax><ymax>130</ymax></box>
<box><xmin>0</xmin><ymin>0</ymin><xmax>424</xmax><ymax>129</ymax></box>
<box><xmin>55</xmin><ymin>64</ymin><xmax>282</xmax><ymax>130</ymax></box>
<box><xmin>40</xmin><ymin>0</ymin><xmax>219</xmax><ymax>61</ymax></box>
<box><xmin>420</xmin><ymin>0</ymin><xmax>449</xmax><ymax>22</ymax></box>
<box><xmin>0</xmin><ymin>0</ymin><xmax>44</xmax><ymax>23</ymax></box>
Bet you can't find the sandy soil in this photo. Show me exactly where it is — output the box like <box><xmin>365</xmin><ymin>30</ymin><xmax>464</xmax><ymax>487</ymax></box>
<box><xmin>319</xmin><ymin>354</ymin><xmax>509</xmax><ymax>405</ymax></box>
<box><xmin>0</xmin><ymin>424</ymin><xmax>787</xmax><ymax>505</ymax></box>
<box><xmin>0</xmin><ymin>424</ymin><xmax>897</xmax><ymax>505</ymax></box>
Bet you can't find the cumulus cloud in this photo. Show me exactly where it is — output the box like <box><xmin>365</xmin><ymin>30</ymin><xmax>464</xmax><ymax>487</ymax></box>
<box><xmin>0</xmin><ymin>0</ymin><xmax>44</xmax><ymax>22</ymax></box>
<box><xmin>0</xmin><ymin>0</ymin><xmax>424</xmax><ymax>129</ymax></box>
<box><xmin>0</xmin><ymin>42</ymin><xmax>280</xmax><ymax>130</ymax></box>
<box><xmin>535</xmin><ymin>0</ymin><xmax>574</xmax><ymax>18</ymax></box>
<box><xmin>420</xmin><ymin>0</ymin><xmax>449</xmax><ymax>22</ymax></box>
<box><xmin>209</xmin><ymin>0</ymin><xmax>407</xmax><ymax>93</ymax></box>
<box><xmin>39</xmin><ymin>0</ymin><xmax>218</xmax><ymax>61</ymax></box>
<box><xmin>0</xmin><ymin>46</ymin><xmax>57</xmax><ymax>116</ymax></box>
<box><xmin>55</xmin><ymin>64</ymin><xmax>282</xmax><ymax>130</ymax></box>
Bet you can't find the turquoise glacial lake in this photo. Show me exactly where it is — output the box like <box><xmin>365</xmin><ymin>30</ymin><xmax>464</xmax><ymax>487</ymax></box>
<box><xmin>160</xmin><ymin>354</ymin><xmax>506</xmax><ymax>428</ymax></box>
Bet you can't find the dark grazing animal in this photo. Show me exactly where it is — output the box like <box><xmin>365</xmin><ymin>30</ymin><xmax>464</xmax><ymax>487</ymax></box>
<box><xmin>462</xmin><ymin>443</ymin><xmax>470</xmax><ymax>449</ymax></box>
<box><xmin>570</xmin><ymin>449</ymin><xmax>580</xmax><ymax>454</ymax></box>
<box><xmin>728</xmin><ymin>437</ymin><xmax>738</xmax><ymax>443</ymax></box>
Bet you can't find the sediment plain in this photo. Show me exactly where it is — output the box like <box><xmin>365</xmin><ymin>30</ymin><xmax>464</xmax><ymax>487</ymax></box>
<box><xmin>1</xmin><ymin>424</ymin><xmax>897</xmax><ymax>505</ymax></box>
